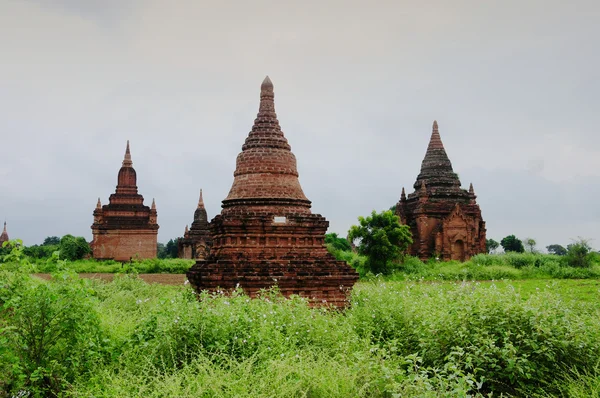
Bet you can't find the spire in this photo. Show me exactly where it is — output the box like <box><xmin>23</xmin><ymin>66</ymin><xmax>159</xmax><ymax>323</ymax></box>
<box><xmin>151</xmin><ymin>198</ymin><xmax>156</xmax><ymax>210</ymax></box>
<box><xmin>469</xmin><ymin>183</ymin><xmax>474</xmax><ymax>195</ymax></box>
<box><xmin>2</xmin><ymin>221</ymin><xmax>6</xmax><ymax>233</ymax></box>
<box><xmin>96</xmin><ymin>198</ymin><xmax>102</xmax><ymax>209</ymax></box>
<box><xmin>185</xmin><ymin>225</ymin><xmax>189</xmax><ymax>234</ymax></box>
<box><xmin>401</xmin><ymin>187</ymin><xmax>406</xmax><ymax>201</ymax></box>
<box><xmin>198</xmin><ymin>189</ymin><xmax>205</xmax><ymax>208</ymax></box>
<box><xmin>413</xmin><ymin>120</ymin><xmax>462</xmax><ymax>195</ymax></box>
<box><xmin>122</xmin><ymin>140</ymin><xmax>133</xmax><ymax>167</ymax></box>
<box><xmin>427</xmin><ymin>120</ymin><xmax>444</xmax><ymax>150</ymax></box>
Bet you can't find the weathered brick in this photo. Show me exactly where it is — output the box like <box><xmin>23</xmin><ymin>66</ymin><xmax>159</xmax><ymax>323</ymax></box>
<box><xmin>187</xmin><ymin>77</ymin><xmax>358</xmax><ymax>308</ymax></box>
<box><xmin>91</xmin><ymin>141</ymin><xmax>159</xmax><ymax>261</ymax></box>
<box><xmin>396</xmin><ymin>121</ymin><xmax>486</xmax><ymax>261</ymax></box>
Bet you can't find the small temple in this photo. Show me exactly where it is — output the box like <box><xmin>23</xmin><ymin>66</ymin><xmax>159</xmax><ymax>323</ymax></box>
<box><xmin>396</xmin><ymin>121</ymin><xmax>486</xmax><ymax>261</ymax></box>
<box><xmin>0</xmin><ymin>222</ymin><xmax>9</xmax><ymax>246</ymax></box>
<box><xmin>178</xmin><ymin>189</ymin><xmax>212</xmax><ymax>260</ymax></box>
<box><xmin>187</xmin><ymin>76</ymin><xmax>359</xmax><ymax>307</ymax></box>
<box><xmin>91</xmin><ymin>141</ymin><xmax>159</xmax><ymax>261</ymax></box>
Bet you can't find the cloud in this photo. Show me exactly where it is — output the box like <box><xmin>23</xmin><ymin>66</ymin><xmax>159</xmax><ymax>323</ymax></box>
<box><xmin>0</xmin><ymin>0</ymin><xmax>598</xmax><ymax>252</ymax></box>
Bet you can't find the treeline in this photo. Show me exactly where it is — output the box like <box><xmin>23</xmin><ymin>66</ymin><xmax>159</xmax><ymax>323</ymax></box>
<box><xmin>326</xmin><ymin>210</ymin><xmax>599</xmax><ymax>277</ymax></box>
<box><xmin>1</xmin><ymin>235</ymin><xmax>185</xmax><ymax>262</ymax></box>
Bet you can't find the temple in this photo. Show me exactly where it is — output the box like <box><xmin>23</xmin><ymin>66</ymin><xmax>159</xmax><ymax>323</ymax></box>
<box><xmin>187</xmin><ymin>76</ymin><xmax>358</xmax><ymax>308</ymax></box>
<box><xmin>0</xmin><ymin>222</ymin><xmax>9</xmax><ymax>246</ymax></box>
<box><xmin>396</xmin><ymin>121</ymin><xmax>486</xmax><ymax>261</ymax></box>
<box><xmin>178</xmin><ymin>189</ymin><xmax>212</xmax><ymax>260</ymax></box>
<box><xmin>91</xmin><ymin>141</ymin><xmax>159</xmax><ymax>261</ymax></box>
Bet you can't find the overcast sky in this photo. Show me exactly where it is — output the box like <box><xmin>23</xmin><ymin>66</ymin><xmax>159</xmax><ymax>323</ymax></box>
<box><xmin>1</xmin><ymin>0</ymin><xmax>598</xmax><ymax>251</ymax></box>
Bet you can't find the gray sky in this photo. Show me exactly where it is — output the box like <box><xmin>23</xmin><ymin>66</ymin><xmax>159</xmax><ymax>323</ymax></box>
<box><xmin>1</xmin><ymin>0</ymin><xmax>598</xmax><ymax>251</ymax></box>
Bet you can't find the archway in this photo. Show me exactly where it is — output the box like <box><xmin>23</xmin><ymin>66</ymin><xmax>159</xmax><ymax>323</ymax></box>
<box><xmin>451</xmin><ymin>239</ymin><xmax>465</xmax><ymax>261</ymax></box>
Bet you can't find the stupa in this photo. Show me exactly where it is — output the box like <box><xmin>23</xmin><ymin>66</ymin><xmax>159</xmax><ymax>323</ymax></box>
<box><xmin>187</xmin><ymin>77</ymin><xmax>358</xmax><ymax>307</ymax></box>
<box><xmin>91</xmin><ymin>141</ymin><xmax>159</xmax><ymax>261</ymax></box>
<box><xmin>0</xmin><ymin>222</ymin><xmax>9</xmax><ymax>246</ymax></box>
<box><xmin>396</xmin><ymin>121</ymin><xmax>486</xmax><ymax>261</ymax></box>
<box><xmin>178</xmin><ymin>189</ymin><xmax>212</xmax><ymax>260</ymax></box>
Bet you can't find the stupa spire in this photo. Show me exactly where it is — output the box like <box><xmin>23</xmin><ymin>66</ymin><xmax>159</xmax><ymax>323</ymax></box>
<box><xmin>2</xmin><ymin>221</ymin><xmax>6</xmax><ymax>233</ymax></box>
<box><xmin>469</xmin><ymin>183</ymin><xmax>474</xmax><ymax>195</ymax></box>
<box><xmin>123</xmin><ymin>140</ymin><xmax>133</xmax><ymax>167</ymax></box>
<box><xmin>185</xmin><ymin>225</ymin><xmax>189</xmax><ymax>234</ymax></box>
<box><xmin>401</xmin><ymin>187</ymin><xmax>406</xmax><ymax>201</ymax></box>
<box><xmin>414</xmin><ymin>120</ymin><xmax>462</xmax><ymax>193</ymax></box>
<box><xmin>151</xmin><ymin>198</ymin><xmax>156</xmax><ymax>210</ymax></box>
<box><xmin>198</xmin><ymin>189</ymin><xmax>204</xmax><ymax>208</ymax></box>
<box><xmin>96</xmin><ymin>198</ymin><xmax>102</xmax><ymax>209</ymax></box>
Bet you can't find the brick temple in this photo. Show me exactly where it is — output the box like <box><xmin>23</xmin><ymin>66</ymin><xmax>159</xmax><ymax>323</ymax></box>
<box><xmin>396</xmin><ymin>121</ymin><xmax>486</xmax><ymax>261</ymax></box>
<box><xmin>91</xmin><ymin>141</ymin><xmax>159</xmax><ymax>261</ymax></box>
<box><xmin>178</xmin><ymin>189</ymin><xmax>212</xmax><ymax>260</ymax></box>
<box><xmin>0</xmin><ymin>222</ymin><xmax>8</xmax><ymax>246</ymax></box>
<box><xmin>187</xmin><ymin>76</ymin><xmax>358</xmax><ymax>308</ymax></box>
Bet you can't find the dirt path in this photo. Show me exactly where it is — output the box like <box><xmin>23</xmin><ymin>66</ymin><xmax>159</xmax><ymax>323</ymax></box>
<box><xmin>32</xmin><ymin>273</ymin><xmax>187</xmax><ymax>285</ymax></box>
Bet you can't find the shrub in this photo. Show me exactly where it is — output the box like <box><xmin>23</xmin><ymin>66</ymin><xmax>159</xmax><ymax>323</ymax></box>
<box><xmin>0</xmin><ymin>271</ymin><xmax>105</xmax><ymax>396</ymax></box>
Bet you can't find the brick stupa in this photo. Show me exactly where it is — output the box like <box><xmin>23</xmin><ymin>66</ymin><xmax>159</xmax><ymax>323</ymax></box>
<box><xmin>396</xmin><ymin>121</ymin><xmax>486</xmax><ymax>261</ymax></box>
<box><xmin>178</xmin><ymin>189</ymin><xmax>212</xmax><ymax>260</ymax></box>
<box><xmin>91</xmin><ymin>141</ymin><xmax>159</xmax><ymax>261</ymax></box>
<box><xmin>0</xmin><ymin>222</ymin><xmax>9</xmax><ymax>246</ymax></box>
<box><xmin>187</xmin><ymin>77</ymin><xmax>358</xmax><ymax>307</ymax></box>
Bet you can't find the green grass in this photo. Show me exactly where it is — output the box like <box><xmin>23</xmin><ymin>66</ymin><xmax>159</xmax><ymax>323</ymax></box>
<box><xmin>2</xmin><ymin>269</ymin><xmax>600</xmax><ymax>397</ymax></box>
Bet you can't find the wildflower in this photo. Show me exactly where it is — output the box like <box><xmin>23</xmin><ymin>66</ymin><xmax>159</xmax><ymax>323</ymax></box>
<box><xmin>184</xmin><ymin>280</ymin><xmax>189</xmax><ymax>285</ymax></box>
<box><xmin>136</xmin><ymin>299</ymin><xmax>142</xmax><ymax>305</ymax></box>
<box><xmin>281</xmin><ymin>353</ymin><xmax>285</xmax><ymax>357</ymax></box>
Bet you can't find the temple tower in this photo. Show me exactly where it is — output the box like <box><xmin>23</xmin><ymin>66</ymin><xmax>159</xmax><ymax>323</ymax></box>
<box><xmin>187</xmin><ymin>77</ymin><xmax>358</xmax><ymax>308</ymax></box>
<box><xmin>396</xmin><ymin>121</ymin><xmax>486</xmax><ymax>261</ymax></box>
<box><xmin>0</xmin><ymin>222</ymin><xmax>9</xmax><ymax>246</ymax></box>
<box><xmin>178</xmin><ymin>189</ymin><xmax>212</xmax><ymax>260</ymax></box>
<box><xmin>91</xmin><ymin>141</ymin><xmax>159</xmax><ymax>261</ymax></box>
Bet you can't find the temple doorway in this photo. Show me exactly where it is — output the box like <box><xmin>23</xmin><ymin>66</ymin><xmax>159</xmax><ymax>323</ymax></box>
<box><xmin>451</xmin><ymin>239</ymin><xmax>465</xmax><ymax>261</ymax></box>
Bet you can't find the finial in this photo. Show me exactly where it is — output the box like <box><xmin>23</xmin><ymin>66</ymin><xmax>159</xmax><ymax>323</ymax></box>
<box><xmin>2</xmin><ymin>221</ymin><xmax>6</xmax><ymax>233</ymax></box>
<box><xmin>151</xmin><ymin>198</ymin><xmax>156</xmax><ymax>210</ymax></box>
<box><xmin>122</xmin><ymin>140</ymin><xmax>133</xmax><ymax>166</ymax></box>
<box><xmin>261</xmin><ymin>75</ymin><xmax>273</xmax><ymax>91</ymax></box>
<box><xmin>433</xmin><ymin>120</ymin><xmax>438</xmax><ymax>131</ymax></box>
<box><xmin>469</xmin><ymin>183</ymin><xmax>474</xmax><ymax>194</ymax></box>
<box><xmin>198</xmin><ymin>189</ymin><xmax>205</xmax><ymax>208</ymax></box>
<box><xmin>185</xmin><ymin>225</ymin><xmax>189</xmax><ymax>234</ymax></box>
<box><xmin>96</xmin><ymin>197</ymin><xmax>102</xmax><ymax>209</ymax></box>
<box><xmin>401</xmin><ymin>187</ymin><xmax>406</xmax><ymax>200</ymax></box>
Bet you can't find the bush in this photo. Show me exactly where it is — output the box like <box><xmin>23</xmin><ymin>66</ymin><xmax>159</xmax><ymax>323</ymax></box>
<box><xmin>562</xmin><ymin>240</ymin><xmax>594</xmax><ymax>268</ymax></box>
<box><xmin>59</xmin><ymin>235</ymin><xmax>91</xmax><ymax>261</ymax></box>
<box><xmin>0</xmin><ymin>271</ymin><xmax>105</xmax><ymax>396</ymax></box>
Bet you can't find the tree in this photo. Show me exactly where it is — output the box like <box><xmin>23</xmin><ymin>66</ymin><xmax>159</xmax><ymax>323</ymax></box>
<box><xmin>500</xmin><ymin>235</ymin><xmax>524</xmax><ymax>253</ymax></box>
<box><xmin>157</xmin><ymin>242</ymin><xmax>167</xmax><ymax>259</ymax></box>
<box><xmin>486</xmin><ymin>239</ymin><xmax>499</xmax><ymax>253</ymax></box>
<box><xmin>524</xmin><ymin>237</ymin><xmax>537</xmax><ymax>253</ymax></box>
<box><xmin>42</xmin><ymin>236</ymin><xmax>61</xmax><ymax>246</ymax></box>
<box><xmin>348</xmin><ymin>210</ymin><xmax>412</xmax><ymax>275</ymax></box>
<box><xmin>324</xmin><ymin>233</ymin><xmax>352</xmax><ymax>252</ymax></box>
<box><xmin>164</xmin><ymin>239</ymin><xmax>179</xmax><ymax>259</ymax></box>
<box><xmin>546</xmin><ymin>244</ymin><xmax>567</xmax><ymax>256</ymax></box>
<box><xmin>563</xmin><ymin>238</ymin><xmax>593</xmax><ymax>268</ymax></box>
<box><xmin>59</xmin><ymin>235</ymin><xmax>91</xmax><ymax>261</ymax></box>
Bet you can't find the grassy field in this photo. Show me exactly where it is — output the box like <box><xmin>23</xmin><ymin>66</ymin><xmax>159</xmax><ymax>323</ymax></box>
<box><xmin>1</xmin><ymin>270</ymin><xmax>599</xmax><ymax>397</ymax></box>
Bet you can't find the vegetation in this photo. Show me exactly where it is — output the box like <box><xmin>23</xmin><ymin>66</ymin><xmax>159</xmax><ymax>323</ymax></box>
<box><xmin>485</xmin><ymin>238</ymin><xmax>499</xmax><ymax>253</ymax></box>
<box><xmin>547</xmin><ymin>244</ymin><xmax>567</xmax><ymax>256</ymax></box>
<box><xmin>348</xmin><ymin>210</ymin><xmax>412</xmax><ymax>275</ymax></box>
<box><xmin>501</xmin><ymin>235</ymin><xmax>525</xmax><ymax>253</ymax></box>
<box><xmin>1</xmin><ymin>267</ymin><xmax>599</xmax><ymax>397</ymax></box>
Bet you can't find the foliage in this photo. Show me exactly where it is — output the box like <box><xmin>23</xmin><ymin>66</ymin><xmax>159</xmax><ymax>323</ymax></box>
<box><xmin>348</xmin><ymin>210</ymin><xmax>412</xmax><ymax>275</ymax></box>
<box><xmin>324</xmin><ymin>233</ymin><xmax>352</xmax><ymax>252</ymax></box>
<box><xmin>158</xmin><ymin>239</ymin><xmax>180</xmax><ymax>259</ymax></box>
<box><xmin>485</xmin><ymin>238</ymin><xmax>499</xmax><ymax>253</ymax></box>
<box><xmin>59</xmin><ymin>234</ymin><xmax>91</xmax><ymax>261</ymax></box>
<box><xmin>546</xmin><ymin>244</ymin><xmax>567</xmax><ymax>256</ymax></box>
<box><xmin>562</xmin><ymin>238</ymin><xmax>594</xmax><ymax>268</ymax></box>
<box><xmin>0</xmin><ymin>270</ymin><xmax>105</xmax><ymax>396</ymax></box>
<box><xmin>42</xmin><ymin>236</ymin><xmax>61</xmax><ymax>246</ymax></box>
<box><xmin>524</xmin><ymin>237</ymin><xmax>537</xmax><ymax>253</ymax></box>
<box><xmin>1</xmin><ymin>274</ymin><xmax>597</xmax><ymax>397</ymax></box>
<box><xmin>501</xmin><ymin>235</ymin><xmax>525</xmax><ymax>253</ymax></box>
<box><xmin>23</xmin><ymin>244</ymin><xmax>60</xmax><ymax>259</ymax></box>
